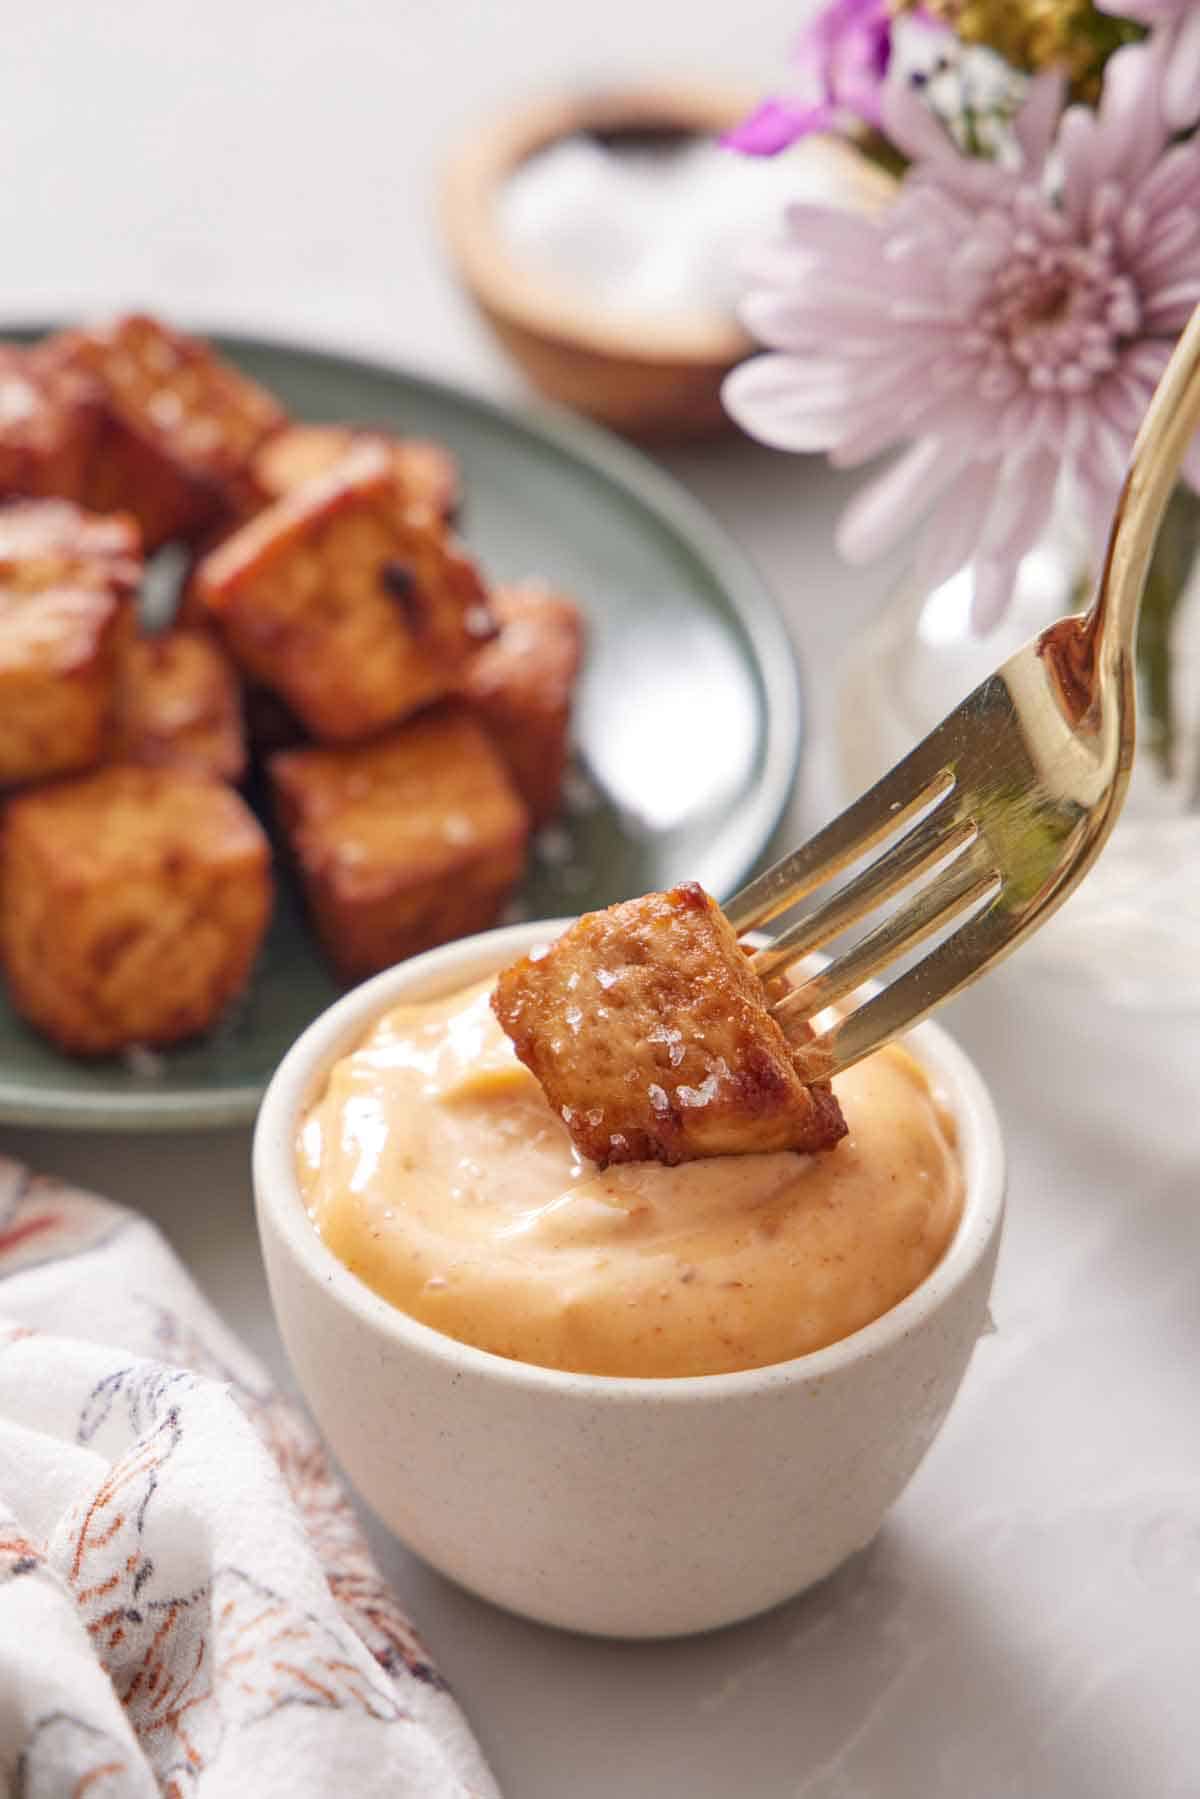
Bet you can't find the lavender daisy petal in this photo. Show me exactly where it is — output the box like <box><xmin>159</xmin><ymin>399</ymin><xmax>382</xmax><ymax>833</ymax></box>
<box><xmin>725</xmin><ymin>0</ymin><xmax>894</xmax><ymax>153</ymax></box>
<box><xmin>1011</xmin><ymin>73</ymin><xmax>1067</xmax><ymax>168</ymax></box>
<box><xmin>722</xmin><ymin>100</ymin><xmax>834</xmax><ymax>156</ymax></box>
<box><xmin>1098</xmin><ymin>0</ymin><xmax>1200</xmax><ymax>129</ymax></box>
<box><xmin>1163</xmin><ymin>4</ymin><xmax>1200</xmax><ymax>129</ymax></box>
<box><xmin>970</xmin><ymin>557</ymin><xmax>1021</xmax><ymax>635</ymax></box>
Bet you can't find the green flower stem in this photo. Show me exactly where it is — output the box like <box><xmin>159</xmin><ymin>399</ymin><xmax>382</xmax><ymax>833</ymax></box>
<box><xmin>848</xmin><ymin>128</ymin><xmax>909</xmax><ymax>180</ymax></box>
<box><xmin>1137</xmin><ymin>483</ymin><xmax>1200</xmax><ymax>781</ymax></box>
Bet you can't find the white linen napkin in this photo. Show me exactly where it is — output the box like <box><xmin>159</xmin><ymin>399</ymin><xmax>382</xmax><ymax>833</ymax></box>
<box><xmin>0</xmin><ymin>1157</ymin><xmax>500</xmax><ymax>1798</ymax></box>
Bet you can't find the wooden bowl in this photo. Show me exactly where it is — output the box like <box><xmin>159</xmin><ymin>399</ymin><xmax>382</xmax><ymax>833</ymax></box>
<box><xmin>440</xmin><ymin>82</ymin><xmax>763</xmax><ymax>440</ymax></box>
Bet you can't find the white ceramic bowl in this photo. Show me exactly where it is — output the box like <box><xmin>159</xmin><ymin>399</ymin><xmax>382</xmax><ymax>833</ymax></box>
<box><xmin>254</xmin><ymin>920</ymin><xmax>1005</xmax><ymax>1639</ymax></box>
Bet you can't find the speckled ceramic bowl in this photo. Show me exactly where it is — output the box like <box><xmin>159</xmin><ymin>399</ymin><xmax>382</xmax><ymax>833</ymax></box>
<box><xmin>254</xmin><ymin>920</ymin><xmax>1005</xmax><ymax>1639</ymax></box>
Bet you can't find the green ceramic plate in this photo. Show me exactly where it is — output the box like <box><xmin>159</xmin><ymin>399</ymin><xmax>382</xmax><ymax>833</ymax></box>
<box><xmin>0</xmin><ymin>329</ymin><xmax>801</xmax><ymax>1129</ymax></box>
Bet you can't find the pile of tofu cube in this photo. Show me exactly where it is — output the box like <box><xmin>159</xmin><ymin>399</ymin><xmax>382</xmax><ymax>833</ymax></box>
<box><xmin>0</xmin><ymin>316</ymin><xmax>583</xmax><ymax>1055</ymax></box>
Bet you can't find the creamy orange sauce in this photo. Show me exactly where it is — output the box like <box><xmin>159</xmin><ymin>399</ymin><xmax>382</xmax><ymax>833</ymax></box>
<box><xmin>297</xmin><ymin>979</ymin><xmax>964</xmax><ymax>1378</ymax></box>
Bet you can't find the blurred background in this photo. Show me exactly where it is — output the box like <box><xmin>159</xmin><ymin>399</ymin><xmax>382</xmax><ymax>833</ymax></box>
<box><xmin>0</xmin><ymin>0</ymin><xmax>879</xmax><ymax>835</ymax></box>
<box><xmin>1</xmin><ymin>1</ymin><xmax>798</xmax><ymax>385</ymax></box>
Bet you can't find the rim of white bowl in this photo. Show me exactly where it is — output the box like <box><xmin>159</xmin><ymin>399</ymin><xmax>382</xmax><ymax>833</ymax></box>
<box><xmin>253</xmin><ymin>919</ymin><xmax>1006</xmax><ymax>1404</ymax></box>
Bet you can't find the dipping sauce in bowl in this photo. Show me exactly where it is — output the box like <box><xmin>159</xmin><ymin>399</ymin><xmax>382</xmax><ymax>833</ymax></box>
<box><xmin>256</xmin><ymin>918</ymin><xmax>1002</xmax><ymax>1637</ymax></box>
<box><xmin>297</xmin><ymin>976</ymin><xmax>963</xmax><ymax>1378</ymax></box>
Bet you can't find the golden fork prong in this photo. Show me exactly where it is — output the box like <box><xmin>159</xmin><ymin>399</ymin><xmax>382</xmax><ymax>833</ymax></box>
<box><xmin>725</xmin><ymin>767</ymin><xmax>957</xmax><ymax>935</ymax></box>
<box><xmin>750</xmin><ymin>807</ymin><xmax>978</xmax><ymax>983</ymax></box>
<box><xmin>817</xmin><ymin>898</ymin><xmax>1015</xmax><ymax>1076</ymax></box>
<box><xmin>772</xmin><ymin>849</ymin><xmax>1001</xmax><ymax>1029</ymax></box>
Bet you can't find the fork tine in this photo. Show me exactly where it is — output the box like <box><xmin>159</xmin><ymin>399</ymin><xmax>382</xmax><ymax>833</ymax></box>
<box><xmin>817</xmin><ymin>898</ymin><xmax>1016</xmax><ymax>1075</ymax></box>
<box><xmin>751</xmin><ymin>809</ymin><xmax>978</xmax><ymax>981</ymax></box>
<box><xmin>724</xmin><ymin>766</ymin><xmax>957</xmax><ymax>934</ymax></box>
<box><xmin>772</xmin><ymin>843</ymin><xmax>1001</xmax><ymax>1028</ymax></box>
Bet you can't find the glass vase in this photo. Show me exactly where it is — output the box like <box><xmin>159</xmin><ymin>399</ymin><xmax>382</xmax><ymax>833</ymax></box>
<box><xmin>835</xmin><ymin>495</ymin><xmax>1200</xmax><ymax>1009</ymax></box>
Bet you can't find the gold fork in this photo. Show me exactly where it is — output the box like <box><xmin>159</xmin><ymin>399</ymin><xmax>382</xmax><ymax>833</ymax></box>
<box><xmin>725</xmin><ymin>300</ymin><xmax>1200</xmax><ymax>1076</ymax></box>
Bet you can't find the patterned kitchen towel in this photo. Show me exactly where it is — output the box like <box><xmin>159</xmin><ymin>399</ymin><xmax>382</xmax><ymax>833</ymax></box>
<box><xmin>0</xmin><ymin>1157</ymin><xmax>501</xmax><ymax>1799</ymax></box>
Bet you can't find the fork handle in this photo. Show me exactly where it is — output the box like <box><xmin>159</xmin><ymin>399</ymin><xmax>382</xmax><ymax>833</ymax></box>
<box><xmin>1087</xmin><ymin>299</ymin><xmax>1200</xmax><ymax>665</ymax></box>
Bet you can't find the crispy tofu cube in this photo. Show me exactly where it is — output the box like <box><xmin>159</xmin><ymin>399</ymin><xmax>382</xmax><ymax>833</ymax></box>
<box><xmin>270</xmin><ymin>706</ymin><xmax>529</xmax><ymax>981</ymax></box>
<box><xmin>0</xmin><ymin>765</ymin><xmax>272</xmax><ymax>1055</ymax></box>
<box><xmin>0</xmin><ymin>497</ymin><xmax>142</xmax><ymax>593</ymax></box>
<box><xmin>0</xmin><ymin>345</ymin><xmax>97</xmax><ymax>501</ymax></box>
<box><xmin>177</xmin><ymin>426</ymin><xmax>460</xmax><ymax>626</ymax></box>
<box><xmin>492</xmin><ymin>883</ymin><xmax>847</xmax><ymax>1167</ymax></box>
<box><xmin>0</xmin><ymin>499</ymin><xmax>142</xmax><ymax>786</ymax></box>
<box><xmin>35</xmin><ymin>315</ymin><xmax>286</xmax><ymax>549</ymax></box>
<box><xmin>172</xmin><ymin>526</ymin><xmax>305</xmax><ymax>750</ymax></box>
<box><xmin>113</xmin><ymin>628</ymin><xmax>246</xmax><ymax>782</ymax></box>
<box><xmin>460</xmin><ymin>581</ymin><xmax>583</xmax><ymax>826</ymax></box>
<box><xmin>196</xmin><ymin>443</ymin><xmax>493</xmax><ymax>742</ymax></box>
<box><xmin>251</xmin><ymin>423</ymin><xmax>459</xmax><ymax>519</ymax></box>
<box><xmin>0</xmin><ymin>590</ymin><xmax>130</xmax><ymax>787</ymax></box>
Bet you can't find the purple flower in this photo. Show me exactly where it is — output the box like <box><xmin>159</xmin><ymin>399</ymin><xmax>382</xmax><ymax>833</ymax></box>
<box><xmin>724</xmin><ymin>0</ymin><xmax>893</xmax><ymax>155</ymax></box>
<box><xmin>1098</xmin><ymin>0</ymin><xmax>1200</xmax><ymax>128</ymax></box>
<box><xmin>724</xmin><ymin>46</ymin><xmax>1200</xmax><ymax>630</ymax></box>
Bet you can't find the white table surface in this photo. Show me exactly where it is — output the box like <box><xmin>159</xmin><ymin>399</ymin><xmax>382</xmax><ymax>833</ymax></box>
<box><xmin>5</xmin><ymin>6</ymin><xmax>1200</xmax><ymax>1795</ymax></box>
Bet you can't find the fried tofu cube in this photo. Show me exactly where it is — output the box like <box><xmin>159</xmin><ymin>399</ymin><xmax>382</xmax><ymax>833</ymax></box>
<box><xmin>270</xmin><ymin>706</ymin><xmax>529</xmax><ymax>981</ymax></box>
<box><xmin>0</xmin><ymin>499</ymin><xmax>142</xmax><ymax>786</ymax></box>
<box><xmin>113</xmin><ymin>628</ymin><xmax>246</xmax><ymax>782</ymax></box>
<box><xmin>35</xmin><ymin>315</ymin><xmax>286</xmax><ymax>549</ymax></box>
<box><xmin>177</xmin><ymin>427</ymin><xmax>460</xmax><ymax>625</ymax></box>
<box><xmin>171</xmin><ymin>526</ymin><xmax>305</xmax><ymax>750</ymax></box>
<box><xmin>460</xmin><ymin>581</ymin><xmax>583</xmax><ymax>826</ymax></box>
<box><xmin>492</xmin><ymin>882</ymin><xmax>848</xmax><ymax>1167</ymax></box>
<box><xmin>196</xmin><ymin>443</ymin><xmax>493</xmax><ymax>742</ymax></box>
<box><xmin>0</xmin><ymin>765</ymin><xmax>272</xmax><ymax>1055</ymax></box>
<box><xmin>0</xmin><ymin>497</ymin><xmax>142</xmax><ymax>593</ymax></box>
<box><xmin>0</xmin><ymin>345</ymin><xmax>97</xmax><ymax>501</ymax></box>
<box><xmin>0</xmin><ymin>589</ymin><xmax>129</xmax><ymax>787</ymax></box>
<box><xmin>251</xmin><ymin>423</ymin><xmax>459</xmax><ymax>519</ymax></box>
